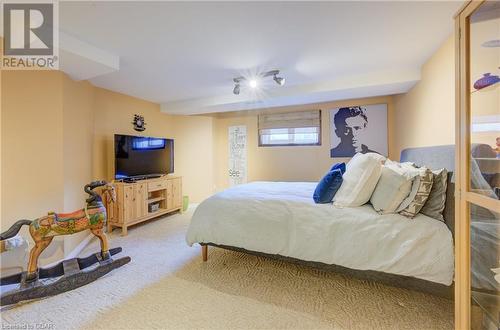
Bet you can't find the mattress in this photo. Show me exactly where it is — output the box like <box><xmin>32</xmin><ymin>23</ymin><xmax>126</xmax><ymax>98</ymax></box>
<box><xmin>186</xmin><ymin>181</ymin><xmax>455</xmax><ymax>285</ymax></box>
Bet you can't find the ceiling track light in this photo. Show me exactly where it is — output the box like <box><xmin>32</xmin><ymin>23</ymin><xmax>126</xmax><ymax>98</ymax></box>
<box><xmin>273</xmin><ymin>75</ymin><xmax>285</xmax><ymax>86</ymax></box>
<box><xmin>232</xmin><ymin>69</ymin><xmax>285</xmax><ymax>95</ymax></box>
<box><xmin>233</xmin><ymin>83</ymin><xmax>240</xmax><ymax>95</ymax></box>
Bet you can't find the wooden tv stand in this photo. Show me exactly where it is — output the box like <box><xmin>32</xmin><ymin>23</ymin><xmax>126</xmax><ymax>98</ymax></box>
<box><xmin>106</xmin><ymin>176</ymin><xmax>182</xmax><ymax>236</ymax></box>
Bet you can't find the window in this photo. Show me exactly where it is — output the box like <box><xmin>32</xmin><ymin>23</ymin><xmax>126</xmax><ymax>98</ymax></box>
<box><xmin>258</xmin><ymin>110</ymin><xmax>321</xmax><ymax>146</ymax></box>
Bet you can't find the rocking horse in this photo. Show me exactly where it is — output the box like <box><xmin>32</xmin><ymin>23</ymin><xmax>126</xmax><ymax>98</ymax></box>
<box><xmin>0</xmin><ymin>181</ymin><xmax>131</xmax><ymax>306</ymax></box>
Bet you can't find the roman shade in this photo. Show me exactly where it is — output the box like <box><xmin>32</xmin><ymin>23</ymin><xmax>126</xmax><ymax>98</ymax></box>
<box><xmin>258</xmin><ymin>110</ymin><xmax>321</xmax><ymax>129</ymax></box>
<box><xmin>258</xmin><ymin>110</ymin><xmax>321</xmax><ymax>146</ymax></box>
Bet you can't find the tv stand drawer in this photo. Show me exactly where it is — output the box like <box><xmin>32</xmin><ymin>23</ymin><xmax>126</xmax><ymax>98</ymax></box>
<box><xmin>148</xmin><ymin>180</ymin><xmax>168</xmax><ymax>192</ymax></box>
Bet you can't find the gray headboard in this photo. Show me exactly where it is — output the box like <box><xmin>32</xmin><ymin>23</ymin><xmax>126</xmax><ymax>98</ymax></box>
<box><xmin>401</xmin><ymin>145</ymin><xmax>456</xmax><ymax>174</ymax></box>
<box><xmin>399</xmin><ymin>144</ymin><xmax>496</xmax><ymax>238</ymax></box>
<box><xmin>400</xmin><ymin>143</ymin><xmax>496</xmax><ymax>177</ymax></box>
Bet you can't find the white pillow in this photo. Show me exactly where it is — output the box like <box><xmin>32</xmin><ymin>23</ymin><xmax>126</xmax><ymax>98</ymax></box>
<box><xmin>390</xmin><ymin>162</ymin><xmax>432</xmax><ymax>213</ymax></box>
<box><xmin>333</xmin><ymin>153</ymin><xmax>386</xmax><ymax>207</ymax></box>
<box><xmin>384</xmin><ymin>159</ymin><xmax>418</xmax><ymax>178</ymax></box>
<box><xmin>370</xmin><ymin>166</ymin><xmax>413</xmax><ymax>214</ymax></box>
<box><xmin>383</xmin><ymin>160</ymin><xmax>420</xmax><ymax>211</ymax></box>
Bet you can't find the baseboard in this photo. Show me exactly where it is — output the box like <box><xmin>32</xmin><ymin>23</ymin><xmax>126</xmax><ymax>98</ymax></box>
<box><xmin>187</xmin><ymin>203</ymin><xmax>199</xmax><ymax>210</ymax></box>
<box><xmin>65</xmin><ymin>233</ymin><xmax>95</xmax><ymax>259</ymax></box>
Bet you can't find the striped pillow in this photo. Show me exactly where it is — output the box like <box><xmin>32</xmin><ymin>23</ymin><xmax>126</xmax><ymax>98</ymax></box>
<box><xmin>399</xmin><ymin>167</ymin><xmax>434</xmax><ymax>218</ymax></box>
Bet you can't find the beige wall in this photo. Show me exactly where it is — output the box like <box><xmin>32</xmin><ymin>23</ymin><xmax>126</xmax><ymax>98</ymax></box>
<box><xmin>92</xmin><ymin>88</ymin><xmax>215</xmax><ymax>203</ymax></box>
<box><xmin>169</xmin><ymin>115</ymin><xmax>215</xmax><ymax>202</ymax></box>
<box><xmin>92</xmin><ymin>88</ymin><xmax>175</xmax><ymax>181</ymax></box>
<box><xmin>213</xmin><ymin>96</ymin><xmax>395</xmax><ymax>191</ymax></box>
<box><xmin>1</xmin><ymin>71</ymin><xmax>98</xmax><ymax>262</ymax></box>
<box><xmin>394</xmin><ymin>29</ymin><xmax>498</xmax><ymax>155</ymax></box>
<box><xmin>393</xmin><ymin>36</ymin><xmax>455</xmax><ymax>157</ymax></box>
<box><xmin>2</xmin><ymin>71</ymin><xmax>65</xmax><ymax>221</ymax></box>
<box><xmin>1</xmin><ymin>71</ymin><xmax>66</xmax><ymax>264</ymax></box>
<box><xmin>62</xmin><ymin>76</ymin><xmax>96</xmax><ymax>255</ymax></box>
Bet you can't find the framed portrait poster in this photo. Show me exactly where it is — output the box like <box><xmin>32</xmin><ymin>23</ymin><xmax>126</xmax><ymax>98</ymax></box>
<box><xmin>329</xmin><ymin>104</ymin><xmax>388</xmax><ymax>158</ymax></box>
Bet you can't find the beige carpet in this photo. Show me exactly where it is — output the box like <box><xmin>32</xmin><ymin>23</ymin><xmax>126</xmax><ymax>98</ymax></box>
<box><xmin>1</xmin><ymin>208</ymin><xmax>453</xmax><ymax>329</ymax></box>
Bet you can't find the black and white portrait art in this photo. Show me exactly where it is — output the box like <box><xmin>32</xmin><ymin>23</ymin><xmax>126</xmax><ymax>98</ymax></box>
<box><xmin>329</xmin><ymin>104</ymin><xmax>387</xmax><ymax>158</ymax></box>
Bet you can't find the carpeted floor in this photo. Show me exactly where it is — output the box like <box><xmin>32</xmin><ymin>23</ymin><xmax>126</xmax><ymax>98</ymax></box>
<box><xmin>1</xmin><ymin>208</ymin><xmax>454</xmax><ymax>329</ymax></box>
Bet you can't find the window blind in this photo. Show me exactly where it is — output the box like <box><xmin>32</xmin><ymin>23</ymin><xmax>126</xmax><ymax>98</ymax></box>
<box><xmin>258</xmin><ymin>110</ymin><xmax>321</xmax><ymax>146</ymax></box>
<box><xmin>258</xmin><ymin>110</ymin><xmax>321</xmax><ymax>130</ymax></box>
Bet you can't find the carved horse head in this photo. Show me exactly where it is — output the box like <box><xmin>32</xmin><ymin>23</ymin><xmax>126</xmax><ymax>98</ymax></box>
<box><xmin>84</xmin><ymin>181</ymin><xmax>115</xmax><ymax>206</ymax></box>
<box><xmin>103</xmin><ymin>183</ymin><xmax>116</xmax><ymax>204</ymax></box>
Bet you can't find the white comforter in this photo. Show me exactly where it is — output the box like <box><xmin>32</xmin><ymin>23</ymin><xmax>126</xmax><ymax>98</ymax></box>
<box><xmin>186</xmin><ymin>182</ymin><xmax>454</xmax><ymax>285</ymax></box>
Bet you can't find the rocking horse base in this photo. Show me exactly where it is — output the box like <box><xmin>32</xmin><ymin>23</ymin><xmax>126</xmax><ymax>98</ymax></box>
<box><xmin>0</xmin><ymin>247</ymin><xmax>131</xmax><ymax>306</ymax></box>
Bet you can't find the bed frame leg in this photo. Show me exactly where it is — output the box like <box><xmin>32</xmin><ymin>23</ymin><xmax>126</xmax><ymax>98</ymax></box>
<box><xmin>202</xmin><ymin>245</ymin><xmax>208</xmax><ymax>262</ymax></box>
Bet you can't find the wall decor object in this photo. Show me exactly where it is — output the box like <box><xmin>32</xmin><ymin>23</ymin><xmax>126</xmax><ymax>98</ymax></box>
<box><xmin>228</xmin><ymin>125</ymin><xmax>247</xmax><ymax>186</ymax></box>
<box><xmin>329</xmin><ymin>104</ymin><xmax>388</xmax><ymax>158</ymax></box>
<box><xmin>482</xmin><ymin>39</ymin><xmax>500</xmax><ymax>48</ymax></box>
<box><xmin>473</xmin><ymin>72</ymin><xmax>500</xmax><ymax>91</ymax></box>
<box><xmin>132</xmin><ymin>114</ymin><xmax>146</xmax><ymax>131</ymax></box>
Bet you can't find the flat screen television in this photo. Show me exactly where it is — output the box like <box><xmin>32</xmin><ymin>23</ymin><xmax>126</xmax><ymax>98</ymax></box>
<box><xmin>114</xmin><ymin>134</ymin><xmax>174</xmax><ymax>180</ymax></box>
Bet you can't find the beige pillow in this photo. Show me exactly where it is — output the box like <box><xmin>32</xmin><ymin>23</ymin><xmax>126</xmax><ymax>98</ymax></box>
<box><xmin>333</xmin><ymin>152</ymin><xmax>386</xmax><ymax>207</ymax></box>
<box><xmin>370</xmin><ymin>166</ymin><xmax>413</xmax><ymax>214</ymax></box>
<box><xmin>420</xmin><ymin>169</ymin><xmax>448</xmax><ymax>222</ymax></box>
<box><xmin>384</xmin><ymin>159</ymin><xmax>418</xmax><ymax>177</ymax></box>
<box><xmin>399</xmin><ymin>167</ymin><xmax>434</xmax><ymax>218</ymax></box>
<box><xmin>389</xmin><ymin>161</ymin><xmax>423</xmax><ymax>212</ymax></box>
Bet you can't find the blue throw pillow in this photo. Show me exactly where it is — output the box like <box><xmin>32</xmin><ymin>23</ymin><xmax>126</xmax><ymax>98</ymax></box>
<box><xmin>330</xmin><ymin>162</ymin><xmax>346</xmax><ymax>173</ymax></box>
<box><xmin>313</xmin><ymin>163</ymin><xmax>346</xmax><ymax>204</ymax></box>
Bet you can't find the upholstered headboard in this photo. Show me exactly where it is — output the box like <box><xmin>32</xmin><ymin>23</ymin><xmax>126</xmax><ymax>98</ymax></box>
<box><xmin>401</xmin><ymin>145</ymin><xmax>456</xmax><ymax>174</ymax></box>
<box><xmin>400</xmin><ymin>144</ymin><xmax>496</xmax><ymax>177</ymax></box>
<box><xmin>399</xmin><ymin>144</ymin><xmax>495</xmax><ymax>237</ymax></box>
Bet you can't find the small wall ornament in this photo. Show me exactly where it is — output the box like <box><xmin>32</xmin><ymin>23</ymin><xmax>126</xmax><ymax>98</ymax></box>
<box><xmin>132</xmin><ymin>114</ymin><xmax>146</xmax><ymax>131</ymax></box>
<box><xmin>473</xmin><ymin>72</ymin><xmax>500</xmax><ymax>91</ymax></box>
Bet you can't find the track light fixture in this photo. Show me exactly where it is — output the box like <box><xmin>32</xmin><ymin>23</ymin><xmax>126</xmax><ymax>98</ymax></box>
<box><xmin>232</xmin><ymin>70</ymin><xmax>285</xmax><ymax>95</ymax></box>
<box><xmin>233</xmin><ymin>83</ymin><xmax>240</xmax><ymax>95</ymax></box>
<box><xmin>273</xmin><ymin>75</ymin><xmax>285</xmax><ymax>86</ymax></box>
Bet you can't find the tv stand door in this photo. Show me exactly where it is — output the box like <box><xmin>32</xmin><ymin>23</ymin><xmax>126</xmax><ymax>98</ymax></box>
<box><xmin>166</xmin><ymin>179</ymin><xmax>173</xmax><ymax>210</ymax></box>
<box><xmin>172</xmin><ymin>178</ymin><xmax>182</xmax><ymax>209</ymax></box>
<box><xmin>135</xmin><ymin>183</ymin><xmax>148</xmax><ymax>218</ymax></box>
<box><xmin>123</xmin><ymin>185</ymin><xmax>135</xmax><ymax>223</ymax></box>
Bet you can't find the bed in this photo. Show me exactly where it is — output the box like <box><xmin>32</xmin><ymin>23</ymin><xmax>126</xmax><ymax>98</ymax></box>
<box><xmin>186</xmin><ymin>145</ymin><xmax>498</xmax><ymax>298</ymax></box>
